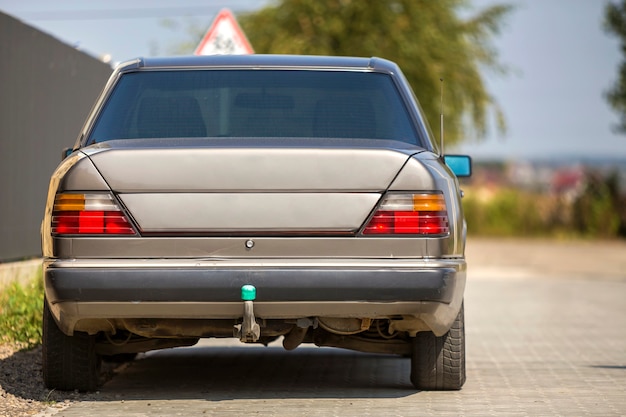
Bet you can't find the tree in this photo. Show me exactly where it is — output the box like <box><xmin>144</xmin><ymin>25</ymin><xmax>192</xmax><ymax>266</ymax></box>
<box><xmin>604</xmin><ymin>0</ymin><xmax>626</xmax><ymax>133</ymax></box>
<box><xmin>237</xmin><ymin>0</ymin><xmax>511</xmax><ymax>147</ymax></box>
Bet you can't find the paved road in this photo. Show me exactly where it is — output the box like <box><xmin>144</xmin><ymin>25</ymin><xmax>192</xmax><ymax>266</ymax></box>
<box><xmin>41</xmin><ymin>238</ymin><xmax>626</xmax><ymax>416</ymax></box>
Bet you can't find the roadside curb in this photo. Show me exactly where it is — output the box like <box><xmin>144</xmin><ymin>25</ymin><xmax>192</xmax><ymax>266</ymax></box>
<box><xmin>0</xmin><ymin>259</ymin><xmax>41</xmax><ymax>289</ymax></box>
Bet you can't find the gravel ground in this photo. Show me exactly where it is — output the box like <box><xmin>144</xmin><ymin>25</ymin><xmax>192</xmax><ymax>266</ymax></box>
<box><xmin>0</xmin><ymin>343</ymin><xmax>63</xmax><ymax>417</ymax></box>
<box><xmin>0</xmin><ymin>343</ymin><xmax>47</xmax><ymax>416</ymax></box>
<box><xmin>0</xmin><ymin>343</ymin><xmax>121</xmax><ymax>417</ymax></box>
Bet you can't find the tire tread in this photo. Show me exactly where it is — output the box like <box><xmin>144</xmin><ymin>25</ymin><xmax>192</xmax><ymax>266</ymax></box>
<box><xmin>410</xmin><ymin>302</ymin><xmax>466</xmax><ymax>390</ymax></box>
<box><xmin>42</xmin><ymin>300</ymin><xmax>101</xmax><ymax>391</ymax></box>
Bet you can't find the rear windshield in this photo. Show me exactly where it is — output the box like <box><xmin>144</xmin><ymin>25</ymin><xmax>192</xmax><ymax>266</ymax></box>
<box><xmin>86</xmin><ymin>69</ymin><xmax>420</xmax><ymax>145</ymax></box>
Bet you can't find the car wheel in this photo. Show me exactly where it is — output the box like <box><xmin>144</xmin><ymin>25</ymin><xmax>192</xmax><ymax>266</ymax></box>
<box><xmin>42</xmin><ymin>298</ymin><xmax>101</xmax><ymax>391</ymax></box>
<box><xmin>410</xmin><ymin>302</ymin><xmax>465</xmax><ymax>390</ymax></box>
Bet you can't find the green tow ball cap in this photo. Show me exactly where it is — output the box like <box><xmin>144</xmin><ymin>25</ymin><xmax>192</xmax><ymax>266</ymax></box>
<box><xmin>241</xmin><ymin>284</ymin><xmax>256</xmax><ymax>301</ymax></box>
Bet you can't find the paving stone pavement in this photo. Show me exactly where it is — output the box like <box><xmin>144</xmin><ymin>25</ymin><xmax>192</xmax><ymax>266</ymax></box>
<box><xmin>40</xmin><ymin>238</ymin><xmax>626</xmax><ymax>416</ymax></box>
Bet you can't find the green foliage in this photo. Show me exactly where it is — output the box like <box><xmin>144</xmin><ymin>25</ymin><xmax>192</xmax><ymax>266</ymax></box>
<box><xmin>238</xmin><ymin>0</ymin><xmax>512</xmax><ymax>146</ymax></box>
<box><xmin>463</xmin><ymin>170</ymin><xmax>626</xmax><ymax>239</ymax></box>
<box><xmin>462</xmin><ymin>188</ymin><xmax>553</xmax><ymax>237</ymax></box>
<box><xmin>0</xmin><ymin>273</ymin><xmax>43</xmax><ymax>348</ymax></box>
<box><xmin>571</xmin><ymin>171</ymin><xmax>622</xmax><ymax>237</ymax></box>
<box><xmin>604</xmin><ymin>1</ymin><xmax>626</xmax><ymax>133</ymax></box>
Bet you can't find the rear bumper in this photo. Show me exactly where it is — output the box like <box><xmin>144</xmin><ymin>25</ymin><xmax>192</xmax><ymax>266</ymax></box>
<box><xmin>44</xmin><ymin>258</ymin><xmax>466</xmax><ymax>335</ymax></box>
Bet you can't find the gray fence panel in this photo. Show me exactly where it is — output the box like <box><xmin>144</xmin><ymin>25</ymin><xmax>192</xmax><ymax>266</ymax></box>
<box><xmin>0</xmin><ymin>12</ymin><xmax>113</xmax><ymax>261</ymax></box>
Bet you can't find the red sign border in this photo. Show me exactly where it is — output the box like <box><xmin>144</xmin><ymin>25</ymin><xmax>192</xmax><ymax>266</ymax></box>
<box><xmin>194</xmin><ymin>8</ymin><xmax>254</xmax><ymax>55</ymax></box>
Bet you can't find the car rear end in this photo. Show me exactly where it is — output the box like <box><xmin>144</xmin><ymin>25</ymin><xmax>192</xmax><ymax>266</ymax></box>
<box><xmin>41</xmin><ymin>55</ymin><xmax>469</xmax><ymax>391</ymax></box>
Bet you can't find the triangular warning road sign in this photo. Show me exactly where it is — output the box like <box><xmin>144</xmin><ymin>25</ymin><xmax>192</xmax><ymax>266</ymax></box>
<box><xmin>194</xmin><ymin>9</ymin><xmax>254</xmax><ymax>55</ymax></box>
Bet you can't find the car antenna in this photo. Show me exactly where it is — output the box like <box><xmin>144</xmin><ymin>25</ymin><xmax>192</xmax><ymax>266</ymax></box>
<box><xmin>440</xmin><ymin>77</ymin><xmax>444</xmax><ymax>157</ymax></box>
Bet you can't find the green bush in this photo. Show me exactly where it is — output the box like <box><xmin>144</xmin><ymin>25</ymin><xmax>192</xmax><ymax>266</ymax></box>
<box><xmin>0</xmin><ymin>272</ymin><xmax>44</xmax><ymax>348</ymax></box>
<box><xmin>571</xmin><ymin>171</ymin><xmax>622</xmax><ymax>238</ymax></box>
<box><xmin>462</xmin><ymin>188</ymin><xmax>555</xmax><ymax>237</ymax></box>
<box><xmin>462</xmin><ymin>169</ymin><xmax>626</xmax><ymax>239</ymax></box>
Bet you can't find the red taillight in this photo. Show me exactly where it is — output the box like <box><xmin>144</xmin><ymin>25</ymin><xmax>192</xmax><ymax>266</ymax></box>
<box><xmin>51</xmin><ymin>194</ymin><xmax>136</xmax><ymax>235</ymax></box>
<box><xmin>363</xmin><ymin>194</ymin><xmax>449</xmax><ymax>236</ymax></box>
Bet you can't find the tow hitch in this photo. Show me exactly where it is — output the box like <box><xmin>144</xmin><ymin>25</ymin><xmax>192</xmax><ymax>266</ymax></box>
<box><xmin>234</xmin><ymin>284</ymin><xmax>261</xmax><ymax>343</ymax></box>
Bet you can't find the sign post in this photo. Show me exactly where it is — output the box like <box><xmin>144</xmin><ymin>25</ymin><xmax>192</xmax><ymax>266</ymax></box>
<box><xmin>194</xmin><ymin>9</ymin><xmax>254</xmax><ymax>55</ymax></box>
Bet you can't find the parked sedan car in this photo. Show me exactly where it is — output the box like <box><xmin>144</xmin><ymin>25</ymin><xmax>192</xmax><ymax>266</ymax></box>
<box><xmin>41</xmin><ymin>54</ymin><xmax>471</xmax><ymax>392</ymax></box>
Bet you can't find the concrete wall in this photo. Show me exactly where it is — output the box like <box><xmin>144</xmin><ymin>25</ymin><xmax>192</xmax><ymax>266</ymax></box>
<box><xmin>0</xmin><ymin>11</ymin><xmax>113</xmax><ymax>261</ymax></box>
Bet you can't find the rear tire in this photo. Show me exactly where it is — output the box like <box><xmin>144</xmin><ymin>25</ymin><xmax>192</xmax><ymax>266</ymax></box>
<box><xmin>42</xmin><ymin>299</ymin><xmax>101</xmax><ymax>391</ymax></box>
<box><xmin>410</xmin><ymin>302</ymin><xmax>466</xmax><ymax>390</ymax></box>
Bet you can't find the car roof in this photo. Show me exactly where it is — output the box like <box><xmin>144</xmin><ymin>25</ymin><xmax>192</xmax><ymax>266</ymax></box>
<box><xmin>116</xmin><ymin>54</ymin><xmax>400</xmax><ymax>74</ymax></box>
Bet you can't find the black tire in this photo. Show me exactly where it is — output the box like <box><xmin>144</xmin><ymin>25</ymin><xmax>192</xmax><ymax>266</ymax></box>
<box><xmin>410</xmin><ymin>302</ymin><xmax>466</xmax><ymax>390</ymax></box>
<box><xmin>42</xmin><ymin>299</ymin><xmax>101</xmax><ymax>391</ymax></box>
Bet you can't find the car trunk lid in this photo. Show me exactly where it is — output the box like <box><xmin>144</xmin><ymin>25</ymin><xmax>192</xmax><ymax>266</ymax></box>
<box><xmin>85</xmin><ymin>139</ymin><xmax>422</xmax><ymax>234</ymax></box>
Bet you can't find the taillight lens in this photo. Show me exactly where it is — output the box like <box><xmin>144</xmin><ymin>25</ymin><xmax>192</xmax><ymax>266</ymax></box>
<box><xmin>362</xmin><ymin>193</ymin><xmax>449</xmax><ymax>235</ymax></box>
<box><xmin>51</xmin><ymin>193</ymin><xmax>136</xmax><ymax>235</ymax></box>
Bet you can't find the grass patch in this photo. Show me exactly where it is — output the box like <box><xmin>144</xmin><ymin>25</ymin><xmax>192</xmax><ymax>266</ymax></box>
<box><xmin>0</xmin><ymin>270</ymin><xmax>43</xmax><ymax>348</ymax></box>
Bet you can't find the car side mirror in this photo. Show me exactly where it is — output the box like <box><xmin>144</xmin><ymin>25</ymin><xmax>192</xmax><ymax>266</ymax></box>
<box><xmin>444</xmin><ymin>155</ymin><xmax>472</xmax><ymax>178</ymax></box>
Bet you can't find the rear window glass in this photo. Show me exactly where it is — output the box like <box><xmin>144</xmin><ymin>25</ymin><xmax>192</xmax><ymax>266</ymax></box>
<box><xmin>87</xmin><ymin>70</ymin><xmax>420</xmax><ymax>145</ymax></box>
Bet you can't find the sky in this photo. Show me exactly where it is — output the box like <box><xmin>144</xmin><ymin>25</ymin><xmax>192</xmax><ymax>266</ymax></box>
<box><xmin>1</xmin><ymin>0</ymin><xmax>625</xmax><ymax>161</ymax></box>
